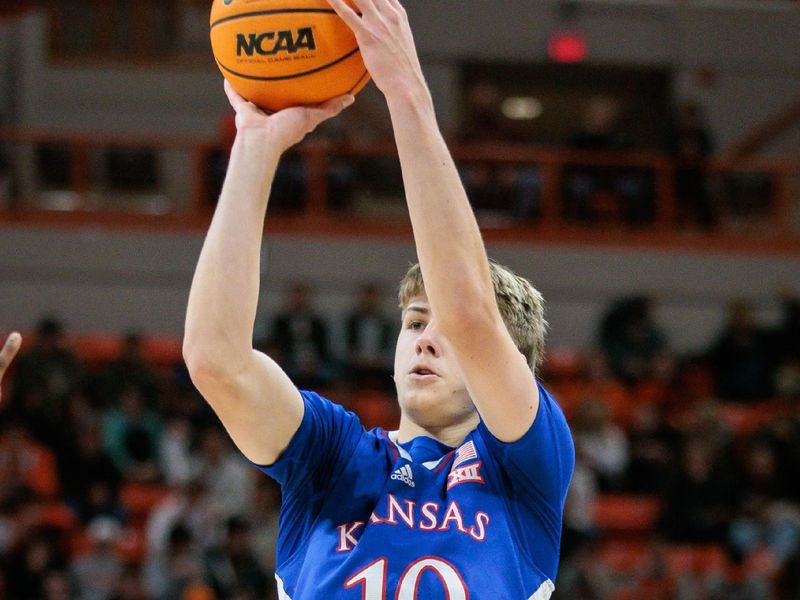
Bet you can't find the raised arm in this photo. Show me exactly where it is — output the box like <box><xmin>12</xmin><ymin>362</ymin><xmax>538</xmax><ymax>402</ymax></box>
<box><xmin>329</xmin><ymin>0</ymin><xmax>538</xmax><ymax>442</ymax></box>
<box><xmin>183</xmin><ymin>82</ymin><xmax>353</xmax><ymax>465</ymax></box>
<box><xmin>0</xmin><ymin>332</ymin><xmax>21</xmax><ymax>402</ymax></box>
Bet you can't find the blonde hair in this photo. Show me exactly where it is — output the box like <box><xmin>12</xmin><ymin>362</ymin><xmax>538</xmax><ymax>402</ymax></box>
<box><xmin>397</xmin><ymin>261</ymin><xmax>547</xmax><ymax>372</ymax></box>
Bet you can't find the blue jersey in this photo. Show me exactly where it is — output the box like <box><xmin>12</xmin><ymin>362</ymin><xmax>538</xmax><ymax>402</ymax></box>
<box><xmin>257</xmin><ymin>382</ymin><xmax>574</xmax><ymax>599</ymax></box>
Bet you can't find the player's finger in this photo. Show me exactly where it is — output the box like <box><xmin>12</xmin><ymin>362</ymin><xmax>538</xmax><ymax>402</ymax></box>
<box><xmin>327</xmin><ymin>0</ymin><xmax>363</xmax><ymax>30</ymax></box>
<box><xmin>224</xmin><ymin>79</ymin><xmax>249</xmax><ymax>112</ymax></box>
<box><xmin>307</xmin><ymin>94</ymin><xmax>355</xmax><ymax>125</ymax></box>
<box><xmin>349</xmin><ymin>0</ymin><xmax>379</xmax><ymax>19</ymax></box>
<box><xmin>371</xmin><ymin>0</ymin><xmax>397</xmax><ymax>15</ymax></box>
<box><xmin>384</xmin><ymin>0</ymin><xmax>405</xmax><ymax>15</ymax></box>
<box><xmin>0</xmin><ymin>332</ymin><xmax>22</xmax><ymax>378</ymax></box>
<box><xmin>224</xmin><ymin>79</ymin><xmax>243</xmax><ymax>107</ymax></box>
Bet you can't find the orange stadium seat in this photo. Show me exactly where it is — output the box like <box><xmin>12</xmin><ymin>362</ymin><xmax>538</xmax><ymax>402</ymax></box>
<box><xmin>72</xmin><ymin>334</ymin><xmax>120</xmax><ymax>367</ymax></box>
<box><xmin>72</xmin><ymin>333</ymin><xmax>183</xmax><ymax>370</ymax></box>
<box><xmin>119</xmin><ymin>483</ymin><xmax>172</xmax><ymax>523</ymax></box>
<box><xmin>593</xmin><ymin>494</ymin><xmax>662</xmax><ymax>536</ymax></box>
<box><xmin>663</xmin><ymin>544</ymin><xmax>728</xmax><ymax>576</ymax></box>
<box><xmin>37</xmin><ymin>501</ymin><xmax>79</xmax><ymax>532</ymax></box>
<box><xmin>718</xmin><ymin>403</ymin><xmax>777</xmax><ymax>437</ymax></box>
<box><xmin>598</xmin><ymin>539</ymin><xmax>652</xmax><ymax>573</ymax></box>
<box><xmin>141</xmin><ymin>336</ymin><xmax>183</xmax><ymax>369</ymax></box>
<box><xmin>116</xmin><ymin>524</ymin><xmax>148</xmax><ymax>564</ymax></box>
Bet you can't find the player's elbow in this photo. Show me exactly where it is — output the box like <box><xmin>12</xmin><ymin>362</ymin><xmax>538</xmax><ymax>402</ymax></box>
<box><xmin>183</xmin><ymin>336</ymin><xmax>238</xmax><ymax>385</ymax></box>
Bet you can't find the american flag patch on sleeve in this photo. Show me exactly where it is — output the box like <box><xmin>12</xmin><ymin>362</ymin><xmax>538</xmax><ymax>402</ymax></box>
<box><xmin>453</xmin><ymin>440</ymin><xmax>478</xmax><ymax>469</ymax></box>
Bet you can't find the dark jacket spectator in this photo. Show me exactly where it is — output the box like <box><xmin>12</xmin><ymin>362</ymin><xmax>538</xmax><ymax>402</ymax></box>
<box><xmin>344</xmin><ymin>284</ymin><xmax>395</xmax><ymax>388</ymax></box>
<box><xmin>598</xmin><ymin>295</ymin><xmax>669</xmax><ymax>386</ymax></box>
<box><xmin>708</xmin><ymin>300</ymin><xmax>774</xmax><ymax>401</ymax></box>
<box><xmin>660</xmin><ymin>437</ymin><xmax>737</xmax><ymax>543</ymax></box>
<box><xmin>270</xmin><ymin>284</ymin><xmax>333</xmax><ymax>388</ymax></box>
<box><xmin>204</xmin><ymin>516</ymin><xmax>272</xmax><ymax>600</ymax></box>
<box><xmin>668</xmin><ymin>102</ymin><xmax>715</xmax><ymax>229</ymax></box>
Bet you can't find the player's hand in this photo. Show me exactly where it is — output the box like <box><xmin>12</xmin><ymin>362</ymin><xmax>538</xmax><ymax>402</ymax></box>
<box><xmin>223</xmin><ymin>80</ymin><xmax>354</xmax><ymax>153</ymax></box>
<box><xmin>327</xmin><ymin>0</ymin><xmax>427</xmax><ymax>101</ymax></box>
<box><xmin>0</xmin><ymin>332</ymin><xmax>22</xmax><ymax>402</ymax></box>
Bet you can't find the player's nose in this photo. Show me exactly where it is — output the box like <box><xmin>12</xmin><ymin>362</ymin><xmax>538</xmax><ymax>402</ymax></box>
<box><xmin>415</xmin><ymin>322</ymin><xmax>441</xmax><ymax>357</ymax></box>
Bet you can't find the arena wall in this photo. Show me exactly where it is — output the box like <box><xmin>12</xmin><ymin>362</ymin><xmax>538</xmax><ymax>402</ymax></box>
<box><xmin>0</xmin><ymin>226</ymin><xmax>795</xmax><ymax>355</ymax></box>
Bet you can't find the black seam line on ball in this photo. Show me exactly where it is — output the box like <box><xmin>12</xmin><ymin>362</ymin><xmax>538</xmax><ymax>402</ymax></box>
<box><xmin>216</xmin><ymin>47</ymin><xmax>360</xmax><ymax>81</ymax></box>
<box><xmin>211</xmin><ymin>8</ymin><xmax>363</xmax><ymax>29</ymax></box>
<box><xmin>347</xmin><ymin>69</ymin><xmax>369</xmax><ymax>93</ymax></box>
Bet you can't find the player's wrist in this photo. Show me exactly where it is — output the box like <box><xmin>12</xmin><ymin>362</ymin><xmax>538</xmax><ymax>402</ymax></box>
<box><xmin>385</xmin><ymin>81</ymin><xmax>435</xmax><ymax>122</ymax></box>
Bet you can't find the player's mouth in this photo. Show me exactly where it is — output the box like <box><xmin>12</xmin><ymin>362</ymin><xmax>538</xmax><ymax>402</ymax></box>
<box><xmin>409</xmin><ymin>365</ymin><xmax>439</xmax><ymax>380</ymax></box>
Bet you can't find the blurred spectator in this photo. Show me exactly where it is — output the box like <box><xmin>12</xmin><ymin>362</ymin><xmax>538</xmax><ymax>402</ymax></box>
<box><xmin>103</xmin><ymin>385</ymin><xmax>163</xmax><ymax>483</ymax></box>
<box><xmin>753</xmin><ymin>403</ymin><xmax>800</xmax><ymax>503</ymax></box>
<box><xmin>554</xmin><ymin>538</ymin><xmax>615</xmax><ymax>600</ymax></box>
<box><xmin>566</xmin><ymin>97</ymin><xmax>651</xmax><ymax>225</ymax></box>
<box><xmin>560</xmin><ymin>457</ymin><xmax>598</xmax><ymax>561</ymax></box>
<box><xmin>598</xmin><ymin>295</ymin><xmax>671</xmax><ymax>386</ymax></box>
<box><xmin>707</xmin><ymin>300</ymin><xmax>774</xmax><ymax>402</ymax></box>
<box><xmin>146</xmin><ymin>479</ymin><xmax>221</xmax><ymax>564</ymax></box>
<box><xmin>97</xmin><ymin>331</ymin><xmax>160</xmax><ymax>408</ymax></box>
<box><xmin>625</xmin><ymin>402</ymin><xmax>680</xmax><ymax>493</ymax></box>
<box><xmin>145</xmin><ymin>522</ymin><xmax>210</xmax><ymax>600</ymax></box>
<box><xmin>191</xmin><ymin>426</ymin><xmax>255</xmax><ymax>519</ymax></box>
<box><xmin>246</xmin><ymin>477</ymin><xmax>280</xmax><ymax>577</ymax></box>
<box><xmin>110</xmin><ymin>564</ymin><xmax>149</xmax><ymax>600</ymax></box>
<box><xmin>60</xmin><ymin>424</ymin><xmax>124</xmax><ymax>525</ymax></box>
<box><xmin>269</xmin><ymin>284</ymin><xmax>334</xmax><ymax>388</ymax></box>
<box><xmin>10</xmin><ymin>317</ymin><xmax>83</xmax><ymax>444</ymax></box>
<box><xmin>571</xmin><ymin>397</ymin><xmax>629</xmax><ymax>491</ymax></box>
<box><xmin>3</xmin><ymin>527</ymin><xmax>69</xmax><ymax>600</ymax></box>
<box><xmin>71</xmin><ymin>516</ymin><xmax>124</xmax><ymax>600</ymax></box>
<box><xmin>728</xmin><ymin>440</ymin><xmax>800</xmax><ymax>567</ymax></box>
<box><xmin>458</xmin><ymin>82</ymin><xmax>540</xmax><ymax>219</ymax></box>
<box><xmin>660</xmin><ymin>436</ymin><xmax>737</xmax><ymax>543</ymax></box>
<box><xmin>344</xmin><ymin>283</ymin><xmax>395</xmax><ymax>388</ymax></box>
<box><xmin>0</xmin><ymin>487</ymin><xmax>34</xmax><ymax>556</ymax></box>
<box><xmin>161</xmin><ymin>416</ymin><xmax>195</xmax><ymax>486</ymax></box>
<box><xmin>628</xmin><ymin>544</ymin><xmax>677</xmax><ymax>600</ymax></box>
<box><xmin>771</xmin><ymin>294</ymin><xmax>800</xmax><ymax>396</ymax></box>
<box><xmin>682</xmin><ymin>399</ymin><xmax>734</xmax><ymax>458</ymax></box>
<box><xmin>779</xmin><ymin>547</ymin><xmax>800</xmax><ymax>600</ymax></box>
<box><xmin>0</xmin><ymin>419</ymin><xmax>60</xmax><ymax>502</ymax></box>
<box><xmin>683</xmin><ymin>551</ymin><xmax>770</xmax><ymax>600</ymax></box>
<box><xmin>668</xmin><ymin>102</ymin><xmax>715</xmax><ymax>229</ymax></box>
<box><xmin>204</xmin><ymin>516</ymin><xmax>272</xmax><ymax>600</ymax></box>
<box><xmin>40</xmin><ymin>569</ymin><xmax>77</xmax><ymax>600</ymax></box>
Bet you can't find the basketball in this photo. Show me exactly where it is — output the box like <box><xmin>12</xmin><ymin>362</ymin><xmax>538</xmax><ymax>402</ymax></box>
<box><xmin>210</xmin><ymin>0</ymin><xmax>370</xmax><ymax>113</ymax></box>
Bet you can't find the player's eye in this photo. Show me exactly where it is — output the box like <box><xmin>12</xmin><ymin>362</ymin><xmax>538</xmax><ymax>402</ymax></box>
<box><xmin>407</xmin><ymin>320</ymin><xmax>425</xmax><ymax>331</ymax></box>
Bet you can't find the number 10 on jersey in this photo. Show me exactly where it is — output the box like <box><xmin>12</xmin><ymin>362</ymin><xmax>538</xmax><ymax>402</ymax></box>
<box><xmin>345</xmin><ymin>556</ymin><xmax>469</xmax><ymax>599</ymax></box>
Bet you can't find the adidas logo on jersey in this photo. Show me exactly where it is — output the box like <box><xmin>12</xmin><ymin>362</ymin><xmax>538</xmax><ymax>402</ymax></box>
<box><xmin>390</xmin><ymin>464</ymin><xmax>415</xmax><ymax>487</ymax></box>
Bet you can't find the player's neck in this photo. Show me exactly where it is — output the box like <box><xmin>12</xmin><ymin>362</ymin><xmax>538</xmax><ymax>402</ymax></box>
<box><xmin>394</xmin><ymin>413</ymin><xmax>480</xmax><ymax>447</ymax></box>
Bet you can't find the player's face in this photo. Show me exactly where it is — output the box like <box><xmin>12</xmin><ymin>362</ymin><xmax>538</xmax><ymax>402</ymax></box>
<box><xmin>393</xmin><ymin>295</ymin><xmax>476</xmax><ymax>427</ymax></box>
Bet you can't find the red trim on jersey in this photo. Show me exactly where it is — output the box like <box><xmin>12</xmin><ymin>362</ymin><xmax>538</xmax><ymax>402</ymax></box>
<box><xmin>433</xmin><ymin>450</ymin><xmax>456</xmax><ymax>474</ymax></box>
<box><xmin>381</xmin><ymin>430</ymin><xmax>399</xmax><ymax>462</ymax></box>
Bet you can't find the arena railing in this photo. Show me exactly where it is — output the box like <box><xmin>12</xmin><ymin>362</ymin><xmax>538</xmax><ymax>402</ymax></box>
<box><xmin>0</xmin><ymin>127</ymin><xmax>797</xmax><ymax>252</ymax></box>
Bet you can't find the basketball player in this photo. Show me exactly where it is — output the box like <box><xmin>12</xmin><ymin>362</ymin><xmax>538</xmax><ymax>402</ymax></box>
<box><xmin>0</xmin><ymin>332</ymin><xmax>21</xmax><ymax>401</ymax></box>
<box><xmin>184</xmin><ymin>0</ymin><xmax>574</xmax><ymax>597</ymax></box>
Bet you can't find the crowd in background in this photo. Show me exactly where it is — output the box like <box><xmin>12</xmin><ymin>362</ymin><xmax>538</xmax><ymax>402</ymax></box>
<box><xmin>0</xmin><ymin>286</ymin><xmax>799</xmax><ymax>599</ymax></box>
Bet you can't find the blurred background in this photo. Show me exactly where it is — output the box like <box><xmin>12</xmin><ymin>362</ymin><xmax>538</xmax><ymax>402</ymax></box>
<box><xmin>0</xmin><ymin>0</ymin><xmax>799</xmax><ymax>598</ymax></box>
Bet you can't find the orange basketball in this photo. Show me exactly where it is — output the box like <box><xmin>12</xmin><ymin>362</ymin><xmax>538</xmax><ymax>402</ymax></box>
<box><xmin>210</xmin><ymin>0</ymin><xmax>370</xmax><ymax>113</ymax></box>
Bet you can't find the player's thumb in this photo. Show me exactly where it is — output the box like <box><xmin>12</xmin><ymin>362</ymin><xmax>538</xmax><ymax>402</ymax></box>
<box><xmin>307</xmin><ymin>94</ymin><xmax>355</xmax><ymax>128</ymax></box>
<box><xmin>0</xmin><ymin>332</ymin><xmax>22</xmax><ymax>397</ymax></box>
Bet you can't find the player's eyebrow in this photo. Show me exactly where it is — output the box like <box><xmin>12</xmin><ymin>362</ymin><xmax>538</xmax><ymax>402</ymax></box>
<box><xmin>405</xmin><ymin>304</ymin><xmax>430</xmax><ymax>316</ymax></box>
